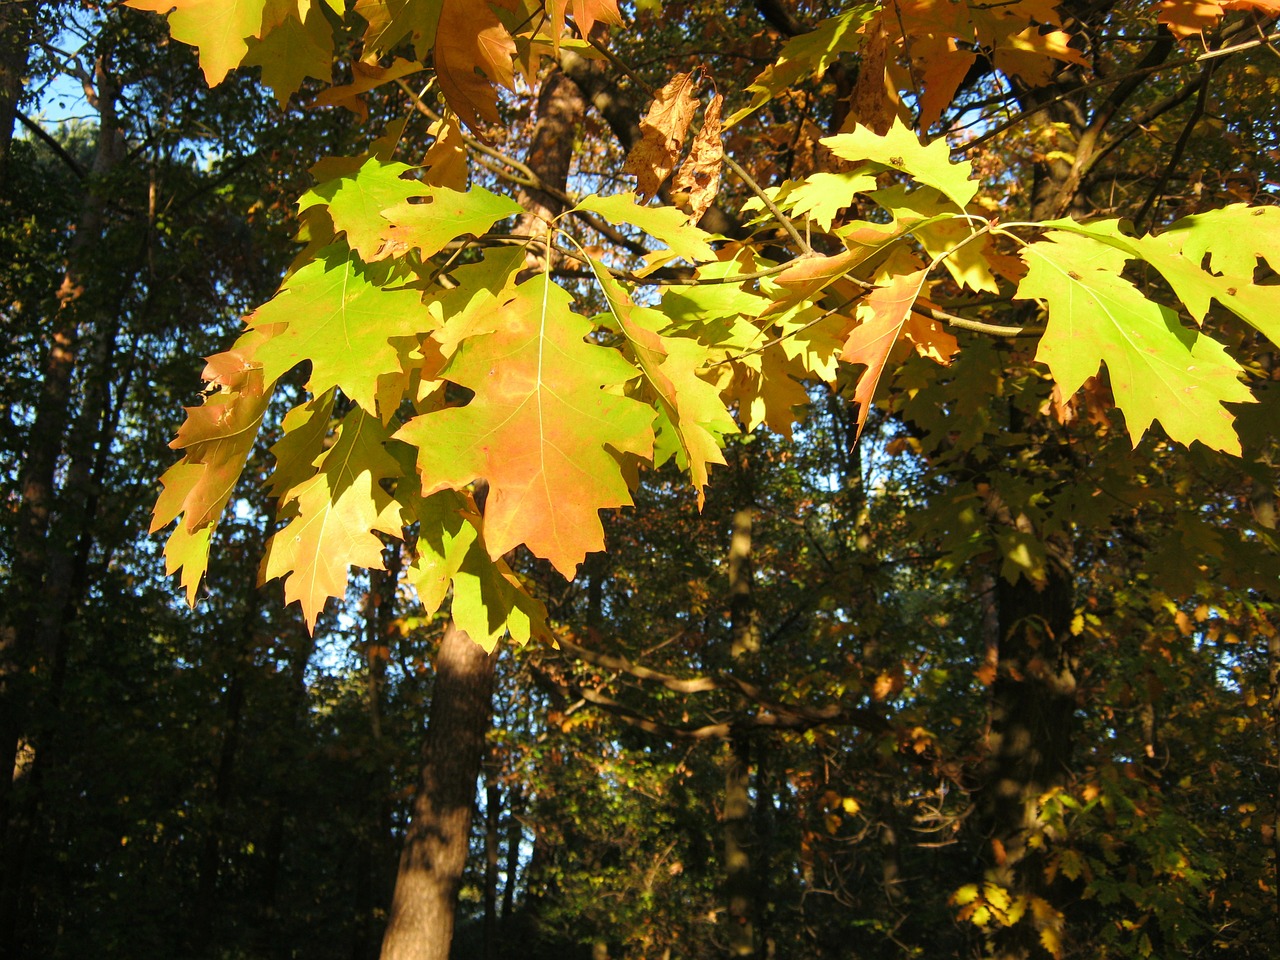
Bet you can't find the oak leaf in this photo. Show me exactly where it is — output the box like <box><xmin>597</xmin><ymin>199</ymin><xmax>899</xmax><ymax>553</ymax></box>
<box><xmin>406</xmin><ymin>490</ymin><xmax>551</xmax><ymax>650</ymax></box>
<box><xmin>298</xmin><ymin>158</ymin><xmax>424</xmax><ymax>261</ymax></box>
<box><xmin>574</xmin><ymin>192</ymin><xmax>718</xmax><ymax>265</ymax></box>
<box><xmin>250</xmin><ymin>249</ymin><xmax>438</xmax><ymax>417</ymax></box>
<box><xmin>823</xmin><ymin>118</ymin><xmax>978</xmax><ymax>210</ymax></box>
<box><xmin>590</xmin><ymin>262</ymin><xmax>735</xmax><ymax>506</ymax></box>
<box><xmin>381</xmin><ymin>185</ymin><xmax>522</xmax><ymax>259</ymax></box>
<box><xmin>726</xmin><ymin>8</ymin><xmax>872</xmax><ymax>126</ymax></box>
<box><xmin>310</xmin><ymin>58</ymin><xmax>424</xmax><ymax>120</ymax></box>
<box><xmin>126</xmin><ymin>0</ymin><xmax>266</xmax><ymax>85</ymax></box>
<box><xmin>396</xmin><ymin>274</ymin><xmax>655</xmax><ymax>577</ymax></box>
<box><xmin>547</xmin><ymin>0</ymin><xmax>624</xmax><ymax>42</ymax></box>
<box><xmin>433</xmin><ymin>0</ymin><xmax>516</xmax><ymax>134</ymax></box>
<box><xmin>354</xmin><ymin>0</ymin><xmax>441</xmax><ymax>59</ymax></box>
<box><xmin>1017</xmin><ymin>231</ymin><xmax>1253</xmax><ymax>453</ymax></box>
<box><xmin>261</xmin><ymin>406</ymin><xmax>405</xmax><ymax>630</ymax></box>
<box><xmin>242</xmin><ymin>6</ymin><xmax>332</xmax><ymax>106</ymax></box>
<box><xmin>840</xmin><ymin>268</ymin><xmax>933</xmax><ymax>438</ymax></box>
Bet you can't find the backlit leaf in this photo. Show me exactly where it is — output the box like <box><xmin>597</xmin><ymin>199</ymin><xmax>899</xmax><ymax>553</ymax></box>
<box><xmin>397</xmin><ymin>274</ymin><xmax>655</xmax><ymax>577</ymax></box>
<box><xmin>1017</xmin><ymin>231</ymin><xmax>1253</xmax><ymax>453</ymax></box>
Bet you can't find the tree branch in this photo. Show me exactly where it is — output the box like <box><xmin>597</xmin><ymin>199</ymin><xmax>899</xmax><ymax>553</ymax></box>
<box><xmin>15</xmin><ymin>112</ymin><xmax>87</xmax><ymax>180</ymax></box>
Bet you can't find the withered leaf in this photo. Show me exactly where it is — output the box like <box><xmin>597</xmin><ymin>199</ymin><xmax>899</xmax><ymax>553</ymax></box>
<box><xmin>624</xmin><ymin>70</ymin><xmax>700</xmax><ymax>200</ymax></box>
<box><xmin>672</xmin><ymin>92</ymin><xmax>724</xmax><ymax>224</ymax></box>
<box><xmin>848</xmin><ymin>13</ymin><xmax>895</xmax><ymax>136</ymax></box>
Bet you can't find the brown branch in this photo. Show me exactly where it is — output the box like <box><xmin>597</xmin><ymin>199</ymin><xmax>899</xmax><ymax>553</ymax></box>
<box><xmin>15</xmin><ymin>112</ymin><xmax>87</xmax><ymax>179</ymax></box>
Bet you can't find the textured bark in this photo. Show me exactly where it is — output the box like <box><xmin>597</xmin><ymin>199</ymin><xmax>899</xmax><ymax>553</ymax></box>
<box><xmin>515</xmin><ymin>68</ymin><xmax>584</xmax><ymax>231</ymax></box>
<box><xmin>380</xmin><ymin>624</ymin><xmax>496</xmax><ymax>960</ymax></box>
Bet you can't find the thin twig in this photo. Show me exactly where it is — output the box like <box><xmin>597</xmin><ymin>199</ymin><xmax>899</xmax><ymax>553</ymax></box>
<box><xmin>1133</xmin><ymin>61</ymin><xmax>1215</xmax><ymax>231</ymax></box>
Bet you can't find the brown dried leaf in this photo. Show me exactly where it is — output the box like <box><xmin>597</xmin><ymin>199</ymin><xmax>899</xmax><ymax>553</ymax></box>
<box><xmin>849</xmin><ymin>14</ymin><xmax>894</xmax><ymax>136</ymax></box>
<box><xmin>624</xmin><ymin>70</ymin><xmax>700</xmax><ymax>200</ymax></box>
<box><xmin>671</xmin><ymin>93</ymin><xmax>723</xmax><ymax>223</ymax></box>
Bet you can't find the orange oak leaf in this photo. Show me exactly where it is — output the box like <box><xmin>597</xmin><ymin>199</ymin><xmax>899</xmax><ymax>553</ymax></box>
<box><xmin>767</xmin><ymin>249</ymin><xmax>865</xmax><ymax>316</ymax></box>
<box><xmin>310</xmin><ymin>57</ymin><xmax>424</xmax><ymax>120</ymax></box>
<box><xmin>1158</xmin><ymin>0</ymin><xmax>1280</xmax><ymax>37</ymax></box>
<box><xmin>154</xmin><ymin>325</ymin><xmax>279</xmax><ymax>535</ymax></box>
<box><xmin>624</xmin><ymin>70</ymin><xmax>700</xmax><ymax>201</ymax></box>
<box><xmin>840</xmin><ymin>269</ymin><xmax>931</xmax><ymax>437</ymax></box>
<box><xmin>547</xmin><ymin>0</ymin><xmax>624</xmax><ymax>40</ymax></box>
<box><xmin>421</xmin><ymin>116</ymin><xmax>469</xmax><ymax>189</ymax></box>
<box><xmin>671</xmin><ymin>93</ymin><xmax>724</xmax><ymax>223</ymax></box>
<box><xmin>395</xmin><ymin>274</ymin><xmax>655</xmax><ymax>578</ymax></box>
<box><xmin>912</xmin><ymin>36</ymin><xmax>975</xmax><ymax>130</ymax></box>
<box><xmin>434</xmin><ymin>0</ymin><xmax>516</xmax><ymax>135</ymax></box>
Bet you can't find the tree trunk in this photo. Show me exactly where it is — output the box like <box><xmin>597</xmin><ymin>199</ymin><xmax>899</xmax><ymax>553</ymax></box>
<box><xmin>0</xmin><ymin>0</ymin><xmax>35</xmax><ymax>188</ymax></box>
<box><xmin>380</xmin><ymin>623</ymin><xmax>496</xmax><ymax>960</ymax></box>
<box><xmin>724</xmin><ymin>506</ymin><xmax>760</xmax><ymax>958</ymax></box>
<box><xmin>482</xmin><ymin>771</ymin><xmax>501</xmax><ymax>960</ymax></box>
<box><xmin>976</xmin><ymin>511</ymin><xmax>1076</xmax><ymax>960</ymax></box>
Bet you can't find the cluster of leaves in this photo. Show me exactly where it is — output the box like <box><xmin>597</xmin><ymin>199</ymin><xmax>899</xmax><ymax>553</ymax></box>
<box><xmin>134</xmin><ymin>0</ymin><xmax>1280</xmax><ymax>640</ymax></box>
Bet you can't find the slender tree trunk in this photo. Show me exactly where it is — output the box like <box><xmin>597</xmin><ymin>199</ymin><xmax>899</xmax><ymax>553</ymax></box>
<box><xmin>1253</xmin><ymin>479</ymin><xmax>1279</xmax><ymax>936</ymax></box>
<box><xmin>501</xmin><ymin>787</ymin><xmax>522</xmax><ymax>924</ymax></box>
<box><xmin>482</xmin><ymin>770</ymin><xmax>501</xmax><ymax>960</ymax></box>
<box><xmin>380</xmin><ymin>623</ymin><xmax>496</xmax><ymax>960</ymax></box>
<box><xmin>354</xmin><ymin>560</ymin><xmax>400</xmax><ymax>960</ymax></box>
<box><xmin>724</xmin><ymin>506</ymin><xmax>760</xmax><ymax>958</ymax></box>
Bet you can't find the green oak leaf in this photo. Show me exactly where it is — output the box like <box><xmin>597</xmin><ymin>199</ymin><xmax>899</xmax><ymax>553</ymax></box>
<box><xmin>1016</xmin><ymin>230</ymin><xmax>1253</xmax><ymax>453</ymax></box>
<box><xmin>823</xmin><ymin>117</ymin><xmax>977</xmax><ymax>211</ymax></box>
<box><xmin>382</xmin><ymin>186</ymin><xmax>522</xmax><ymax>259</ymax></box>
<box><xmin>1039</xmin><ymin>213</ymin><xmax>1280</xmax><ymax>345</ymax></box>
<box><xmin>785</xmin><ymin>170</ymin><xmax>878</xmax><ymax>232</ymax></box>
<box><xmin>590</xmin><ymin>261</ymin><xmax>736</xmax><ymax>506</ymax></box>
<box><xmin>242</xmin><ymin>9</ymin><xmax>332</xmax><ymax>107</ymax></box>
<box><xmin>260</xmin><ymin>406</ymin><xmax>404</xmax><ymax>631</ymax></box>
<box><xmin>251</xmin><ymin>249</ymin><xmax>437</xmax><ymax>416</ymax></box>
<box><xmin>404</xmin><ymin>489</ymin><xmax>551</xmax><ymax>650</ymax></box>
<box><xmin>298</xmin><ymin>158</ymin><xmax>424</xmax><ymax>261</ymax></box>
<box><xmin>574</xmin><ymin>192</ymin><xmax>718</xmax><ymax>264</ymax></box>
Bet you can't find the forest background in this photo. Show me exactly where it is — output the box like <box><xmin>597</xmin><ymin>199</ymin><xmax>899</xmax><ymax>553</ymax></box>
<box><xmin>1</xmin><ymin>0</ymin><xmax>1279</xmax><ymax>958</ymax></box>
